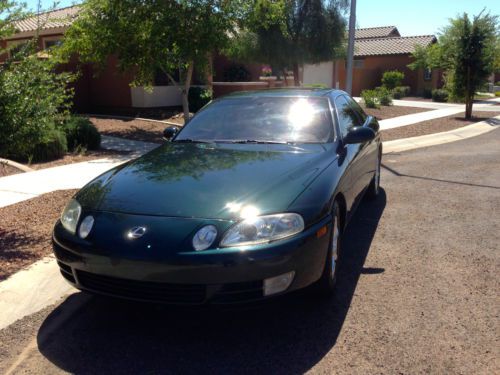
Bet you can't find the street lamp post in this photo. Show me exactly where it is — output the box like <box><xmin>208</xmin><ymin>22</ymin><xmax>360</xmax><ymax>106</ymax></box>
<box><xmin>345</xmin><ymin>0</ymin><xmax>356</xmax><ymax>95</ymax></box>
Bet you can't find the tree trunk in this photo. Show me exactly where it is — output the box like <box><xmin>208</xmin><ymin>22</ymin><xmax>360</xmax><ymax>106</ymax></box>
<box><xmin>206</xmin><ymin>53</ymin><xmax>213</xmax><ymax>93</ymax></box>
<box><xmin>293</xmin><ymin>63</ymin><xmax>300</xmax><ymax>87</ymax></box>
<box><xmin>182</xmin><ymin>61</ymin><xmax>194</xmax><ymax>122</ymax></box>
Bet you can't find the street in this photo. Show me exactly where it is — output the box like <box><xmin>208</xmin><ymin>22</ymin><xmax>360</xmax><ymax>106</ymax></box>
<box><xmin>1</xmin><ymin>128</ymin><xmax>499</xmax><ymax>374</ymax></box>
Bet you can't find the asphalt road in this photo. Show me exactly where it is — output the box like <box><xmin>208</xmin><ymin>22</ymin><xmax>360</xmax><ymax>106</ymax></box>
<box><xmin>1</xmin><ymin>129</ymin><xmax>499</xmax><ymax>374</ymax></box>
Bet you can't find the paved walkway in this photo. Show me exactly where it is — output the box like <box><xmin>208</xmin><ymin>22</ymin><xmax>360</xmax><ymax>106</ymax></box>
<box><xmin>0</xmin><ymin>136</ymin><xmax>159</xmax><ymax>208</ymax></box>
<box><xmin>353</xmin><ymin>97</ymin><xmax>500</xmax><ymax>130</ymax></box>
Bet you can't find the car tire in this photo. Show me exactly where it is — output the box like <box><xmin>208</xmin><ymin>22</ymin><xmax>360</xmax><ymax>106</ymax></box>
<box><xmin>367</xmin><ymin>151</ymin><xmax>381</xmax><ymax>200</ymax></box>
<box><xmin>315</xmin><ymin>201</ymin><xmax>342</xmax><ymax>295</ymax></box>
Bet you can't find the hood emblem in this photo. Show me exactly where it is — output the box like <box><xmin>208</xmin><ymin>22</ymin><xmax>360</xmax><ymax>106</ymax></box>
<box><xmin>127</xmin><ymin>226</ymin><xmax>146</xmax><ymax>239</ymax></box>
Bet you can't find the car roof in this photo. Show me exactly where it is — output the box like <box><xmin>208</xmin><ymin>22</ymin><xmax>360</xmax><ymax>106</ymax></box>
<box><xmin>224</xmin><ymin>88</ymin><xmax>348</xmax><ymax>99</ymax></box>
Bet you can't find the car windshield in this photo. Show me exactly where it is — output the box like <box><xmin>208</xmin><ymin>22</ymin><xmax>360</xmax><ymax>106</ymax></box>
<box><xmin>175</xmin><ymin>96</ymin><xmax>334</xmax><ymax>144</ymax></box>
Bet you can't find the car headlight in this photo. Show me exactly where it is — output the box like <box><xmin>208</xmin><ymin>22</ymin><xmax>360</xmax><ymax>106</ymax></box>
<box><xmin>192</xmin><ymin>225</ymin><xmax>218</xmax><ymax>251</ymax></box>
<box><xmin>220</xmin><ymin>213</ymin><xmax>304</xmax><ymax>247</ymax></box>
<box><xmin>61</xmin><ymin>199</ymin><xmax>82</xmax><ymax>234</ymax></box>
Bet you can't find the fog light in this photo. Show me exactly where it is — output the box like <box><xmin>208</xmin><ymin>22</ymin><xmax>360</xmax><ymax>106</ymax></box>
<box><xmin>263</xmin><ymin>271</ymin><xmax>295</xmax><ymax>296</ymax></box>
<box><xmin>78</xmin><ymin>215</ymin><xmax>94</xmax><ymax>239</ymax></box>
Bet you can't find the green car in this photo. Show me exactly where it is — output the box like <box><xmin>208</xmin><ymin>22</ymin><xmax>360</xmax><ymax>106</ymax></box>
<box><xmin>53</xmin><ymin>89</ymin><xmax>381</xmax><ymax>304</ymax></box>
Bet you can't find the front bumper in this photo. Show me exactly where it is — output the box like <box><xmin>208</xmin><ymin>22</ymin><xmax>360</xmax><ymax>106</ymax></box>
<box><xmin>52</xmin><ymin>216</ymin><xmax>331</xmax><ymax>305</ymax></box>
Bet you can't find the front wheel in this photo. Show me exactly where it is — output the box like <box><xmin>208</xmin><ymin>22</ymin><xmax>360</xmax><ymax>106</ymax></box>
<box><xmin>367</xmin><ymin>151</ymin><xmax>381</xmax><ymax>200</ymax></box>
<box><xmin>315</xmin><ymin>202</ymin><xmax>342</xmax><ymax>295</ymax></box>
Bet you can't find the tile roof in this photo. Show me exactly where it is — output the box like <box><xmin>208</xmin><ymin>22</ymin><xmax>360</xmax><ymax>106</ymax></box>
<box><xmin>13</xmin><ymin>5</ymin><xmax>80</xmax><ymax>33</ymax></box>
<box><xmin>354</xmin><ymin>35</ymin><xmax>437</xmax><ymax>57</ymax></box>
<box><xmin>355</xmin><ymin>26</ymin><xmax>399</xmax><ymax>40</ymax></box>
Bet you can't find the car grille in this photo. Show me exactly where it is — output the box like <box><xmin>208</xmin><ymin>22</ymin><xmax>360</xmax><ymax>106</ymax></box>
<box><xmin>76</xmin><ymin>270</ymin><xmax>207</xmax><ymax>304</ymax></box>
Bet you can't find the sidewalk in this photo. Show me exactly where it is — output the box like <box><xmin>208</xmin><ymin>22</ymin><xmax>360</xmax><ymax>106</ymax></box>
<box><xmin>352</xmin><ymin>97</ymin><xmax>500</xmax><ymax>131</ymax></box>
<box><xmin>0</xmin><ymin>136</ymin><xmax>159</xmax><ymax>208</ymax></box>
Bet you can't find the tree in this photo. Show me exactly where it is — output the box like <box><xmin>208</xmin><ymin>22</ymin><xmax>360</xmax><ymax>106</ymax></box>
<box><xmin>229</xmin><ymin>0</ymin><xmax>348</xmax><ymax>86</ymax></box>
<box><xmin>410</xmin><ymin>12</ymin><xmax>499</xmax><ymax>119</ymax></box>
<box><xmin>58</xmin><ymin>0</ymin><xmax>240</xmax><ymax>121</ymax></box>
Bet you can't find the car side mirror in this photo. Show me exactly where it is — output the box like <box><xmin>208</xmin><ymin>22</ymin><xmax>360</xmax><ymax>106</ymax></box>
<box><xmin>343</xmin><ymin>126</ymin><xmax>376</xmax><ymax>145</ymax></box>
<box><xmin>163</xmin><ymin>126</ymin><xmax>179</xmax><ymax>141</ymax></box>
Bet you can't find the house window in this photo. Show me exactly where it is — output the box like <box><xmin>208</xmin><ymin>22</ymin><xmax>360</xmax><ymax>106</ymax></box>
<box><xmin>353</xmin><ymin>59</ymin><xmax>364</xmax><ymax>69</ymax></box>
<box><xmin>6</xmin><ymin>40</ymin><xmax>29</xmax><ymax>58</ymax></box>
<box><xmin>424</xmin><ymin>68</ymin><xmax>432</xmax><ymax>81</ymax></box>
<box><xmin>43</xmin><ymin>37</ymin><xmax>62</xmax><ymax>49</ymax></box>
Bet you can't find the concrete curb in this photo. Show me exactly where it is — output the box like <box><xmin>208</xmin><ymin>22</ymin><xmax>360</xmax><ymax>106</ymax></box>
<box><xmin>383</xmin><ymin>116</ymin><xmax>500</xmax><ymax>154</ymax></box>
<box><xmin>0</xmin><ymin>256</ymin><xmax>75</xmax><ymax>331</ymax></box>
<box><xmin>0</xmin><ymin>158</ymin><xmax>34</xmax><ymax>173</ymax></box>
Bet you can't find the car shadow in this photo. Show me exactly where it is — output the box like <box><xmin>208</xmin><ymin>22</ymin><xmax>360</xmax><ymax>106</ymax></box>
<box><xmin>37</xmin><ymin>190</ymin><xmax>386</xmax><ymax>374</ymax></box>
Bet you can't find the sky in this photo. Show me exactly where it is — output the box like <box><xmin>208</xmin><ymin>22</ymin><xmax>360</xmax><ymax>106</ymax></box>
<box><xmin>25</xmin><ymin>0</ymin><xmax>500</xmax><ymax>37</ymax></box>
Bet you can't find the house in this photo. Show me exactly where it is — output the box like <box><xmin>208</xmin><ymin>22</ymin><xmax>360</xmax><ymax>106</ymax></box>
<box><xmin>302</xmin><ymin>26</ymin><xmax>440</xmax><ymax>95</ymax></box>
<box><xmin>1</xmin><ymin>7</ymin><xmax>440</xmax><ymax>113</ymax></box>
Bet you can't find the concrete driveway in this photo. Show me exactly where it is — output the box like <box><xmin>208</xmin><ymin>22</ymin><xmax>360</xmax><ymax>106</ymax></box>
<box><xmin>1</xmin><ymin>129</ymin><xmax>499</xmax><ymax>374</ymax></box>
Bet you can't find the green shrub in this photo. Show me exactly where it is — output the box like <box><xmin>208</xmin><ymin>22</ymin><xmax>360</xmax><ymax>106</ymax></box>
<box><xmin>361</xmin><ymin>89</ymin><xmax>379</xmax><ymax>108</ymax></box>
<box><xmin>63</xmin><ymin>116</ymin><xmax>101</xmax><ymax>151</ymax></box>
<box><xmin>0</xmin><ymin>46</ymin><xmax>74</xmax><ymax>162</ymax></box>
<box><xmin>423</xmin><ymin>88</ymin><xmax>432</xmax><ymax>99</ymax></box>
<box><xmin>188</xmin><ymin>87</ymin><xmax>212</xmax><ymax>112</ymax></box>
<box><xmin>381</xmin><ymin>70</ymin><xmax>404</xmax><ymax>89</ymax></box>
<box><xmin>376</xmin><ymin>86</ymin><xmax>393</xmax><ymax>106</ymax></box>
<box><xmin>495</xmin><ymin>91</ymin><xmax>500</xmax><ymax>97</ymax></box>
<box><xmin>432</xmin><ymin>89</ymin><xmax>449</xmax><ymax>102</ymax></box>
<box><xmin>223</xmin><ymin>64</ymin><xmax>251</xmax><ymax>82</ymax></box>
<box><xmin>392</xmin><ymin>85</ymin><xmax>411</xmax><ymax>99</ymax></box>
<box><xmin>303</xmin><ymin>83</ymin><xmax>327</xmax><ymax>88</ymax></box>
<box><xmin>32</xmin><ymin>129</ymin><xmax>68</xmax><ymax>162</ymax></box>
<box><xmin>495</xmin><ymin>81</ymin><xmax>500</xmax><ymax>86</ymax></box>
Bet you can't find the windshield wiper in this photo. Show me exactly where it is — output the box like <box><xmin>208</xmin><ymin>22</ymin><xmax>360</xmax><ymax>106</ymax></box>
<box><xmin>216</xmin><ymin>139</ymin><xmax>291</xmax><ymax>145</ymax></box>
<box><xmin>173</xmin><ymin>139</ymin><xmax>211</xmax><ymax>144</ymax></box>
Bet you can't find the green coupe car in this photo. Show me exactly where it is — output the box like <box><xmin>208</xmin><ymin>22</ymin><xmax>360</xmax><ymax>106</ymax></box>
<box><xmin>53</xmin><ymin>89</ymin><xmax>381</xmax><ymax>304</ymax></box>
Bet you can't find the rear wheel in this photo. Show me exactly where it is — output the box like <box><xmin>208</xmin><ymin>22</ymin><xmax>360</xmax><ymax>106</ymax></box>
<box><xmin>367</xmin><ymin>151</ymin><xmax>381</xmax><ymax>200</ymax></box>
<box><xmin>315</xmin><ymin>201</ymin><xmax>342</xmax><ymax>295</ymax></box>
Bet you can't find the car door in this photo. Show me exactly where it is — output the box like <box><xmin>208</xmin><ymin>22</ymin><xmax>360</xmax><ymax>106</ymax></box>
<box><xmin>344</xmin><ymin>95</ymin><xmax>378</xmax><ymax>194</ymax></box>
<box><xmin>333</xmin><ymin>95</ymin><xmax>364</xmax><ymax>217</ymax></box>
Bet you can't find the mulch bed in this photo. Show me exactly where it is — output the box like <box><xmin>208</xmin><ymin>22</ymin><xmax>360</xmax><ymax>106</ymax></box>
<box><xmin>90</xmin><ymin>117</ymin><xmax>175</xmax><ymax>144</ymax></box>
<box><xmin>0</xmin><ymin>189</ymin><xmax>77</xmax><ymax>281</ymax></box>
<box><xmin>361</xmin><ymin>105</ymin><xmax>430</xmax><ymax>120</ymax></box>
<box><xmin>382</xmin><ymin>111</ymin><xmax>499</xmax><ymax>141</ymax></box>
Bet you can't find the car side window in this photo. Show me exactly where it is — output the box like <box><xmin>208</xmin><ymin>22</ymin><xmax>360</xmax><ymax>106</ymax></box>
<box><xmin>344</xmin><ymin>95</ymin><xmax>367</xmax><ymax>124</ymax></box>
<box><xmin>334</xmin><ymin>96</ymin><xmax>360</xmax><ymax>138</ymax></box>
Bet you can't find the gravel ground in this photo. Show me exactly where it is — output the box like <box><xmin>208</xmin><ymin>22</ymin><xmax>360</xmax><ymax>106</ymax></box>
<box><xmin>0</xmin><ymin>129</ymin><xmax>499</xmax><ymax>374</ymax></box>
<box><xmin>90</xmin><ymin>117</ymin><xmax>173</xmax><ymax>144</ymax></box>
<box><xmin>382</xmin><ymin>111</ymin><xmax>499</xmax><ymax>141</ymax></box>
<box><xmin>360</xmin><ymin>104</ymin><xmax>430</xmax><ymax>120</ymax></box>
<box><xmin>0</xmin><ymin>190</ymin><xmax>77</xmax><ymax>281</ymax></box>
<box><xmin>0</xmin><ymin>163</ymin><xmax>22</xmax><ymax>177</ymax></box>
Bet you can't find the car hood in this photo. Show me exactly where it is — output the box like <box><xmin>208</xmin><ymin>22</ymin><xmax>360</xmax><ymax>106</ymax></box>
<box><xmin>76</xmin><ymin>142</ymin><xmax>336</xmax><ymax>221</ymax></box>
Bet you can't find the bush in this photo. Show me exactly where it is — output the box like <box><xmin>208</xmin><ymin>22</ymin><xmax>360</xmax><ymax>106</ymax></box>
<box><xmin>223</xmin><ymin>64</ymin><xmax>251</xmax><ymax>82</ymax></box>
<box><xmin>32</xmin><ymin>129</ymin><xmax>68</xmax><ymax>162</ymax></box>
<box><xmin>432</xmin><ymin>89</ymin><xmax>449</xmax><ymax>102</ymax></box>
<box><xmin>361</xmin><ymin>89</ymin><xmax>379</xmax><ymax>108</ymax></box>
<box><xmin>63</xmin><ymin>116</ymin><xmax>101</xmax><ymax>151</ymax></box>
<box><xmin>303</xmin><ymin>83</ymin><xmax>327</xmax><ymax>89</ymax></box>
<box><xmin>188</xmin><ymin>87</ymin><xmax>212</xmax><ymax>112</ymax></box>
<box><xmin>392</xmin><ymin>85</ymin><xmax>411</xmax><ymax>99</ymax></box>
<box><xmin>381</xmin><ymin>70</ymin><xmax>404</xmax><ymax>89</ymax></box>
<box><xmin>423</xmin><ymin>88</ymin><xmax>432</xmax><ymax>99</ymax></box>
<box><xmin>0</xmin><ymin>47</ymin><xmax>74</xmax><ymax>161</ymax></box>
<box><xmin>376</xmin><ymin>86</ymin><xmax>393</xmax><ymax>106</ymax></box>
<box><xmin>495</xmin><ymin>91</ymin><xmax>500</xmax><ymax>97</ymax></box>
